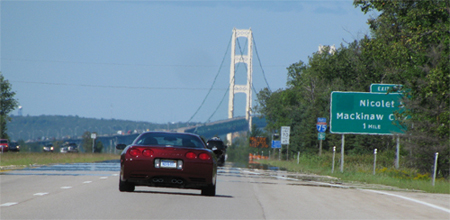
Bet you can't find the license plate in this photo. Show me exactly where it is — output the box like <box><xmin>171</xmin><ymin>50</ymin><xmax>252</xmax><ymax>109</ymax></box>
<box><xmin>160</xmin><ymin>160</ymin><xmax>177</xmax><ymax>168</ymax></box>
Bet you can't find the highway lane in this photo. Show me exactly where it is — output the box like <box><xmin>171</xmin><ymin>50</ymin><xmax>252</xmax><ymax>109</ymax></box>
<box><xmin>1</xmin><ymin>162</ymin><xmax>449</xmax><ymax>219</ymax></box>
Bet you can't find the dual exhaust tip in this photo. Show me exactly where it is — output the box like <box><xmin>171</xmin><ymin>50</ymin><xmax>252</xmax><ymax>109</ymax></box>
<box><xmin>152</xmin><ymin>178</ymin><xmax>183</xmax><ymax>184</ymax></box>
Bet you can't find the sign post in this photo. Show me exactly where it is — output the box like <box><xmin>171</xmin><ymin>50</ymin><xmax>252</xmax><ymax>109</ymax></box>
<box><xmin>331</xmin><ymin>146</ymin><xmax>336</xmax><ymax>173</ymax></box>
<box><xmin>396</xmin><ymin>136</ymin><xmax>400</xmax><ymax>169</ymax></box>
<box><xmin>432</xmin><ymin>152</ymin><xmax>439</xmax><ymax>186</ymax></box>
<box><xmin>373</xmin><ymin>148</ymin><xmax>377</xmax><ymax>175</ymax></box>
<box><xmin>271</xmin><ymin>133</ymin><xmax>279</xmax><ymax>160</ymax></box>
<box><xmin>281</xmin><ymin>126</ymin><xmax>290</xmax><ymax>160</ymax></box>
<box><xmin>317</xmin><ymin>118</ymin><xmax>327</xmax><ymax>156</ymax></box>
<box><xmin>340</xmin><ymin>134</ymin><xmax>345</xmax><ymax>172</ymax></box>
<box><xmin>91</xmin><ymin>133</ymin><xmax>97</xmax><ymax>153</ymax></box>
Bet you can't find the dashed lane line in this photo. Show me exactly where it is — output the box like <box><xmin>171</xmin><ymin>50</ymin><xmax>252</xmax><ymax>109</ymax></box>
<box><xmin>33</xmin><ymin>192</ymin><xmax>49</xmax><ymax>196</ymax></box>
<box><xmin>1</xmin><ymin>202</ymin><xmax>18</xmax><ymax>207</ymax></box>
<box><xmin>1</xmin><ymin>179</ymin><xmax>113</xmax><ymax>208</ymax></box>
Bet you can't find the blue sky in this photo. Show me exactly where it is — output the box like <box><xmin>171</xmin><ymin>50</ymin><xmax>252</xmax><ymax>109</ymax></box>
<box><xmin>2</xmin><ymin>1</ymin><xmax>376</xmax><ymax>124</ymax></box>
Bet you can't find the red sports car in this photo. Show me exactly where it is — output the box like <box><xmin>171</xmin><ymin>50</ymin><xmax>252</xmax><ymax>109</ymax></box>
<box><xmin>0</xmin><ymin>139</ymin><xmax>9</xmax><ymax>153</ymax></box>
<box><xmin>116</xmin><ymin>132</ymin><xmax>217</xmax><ymax>196</ymax></box>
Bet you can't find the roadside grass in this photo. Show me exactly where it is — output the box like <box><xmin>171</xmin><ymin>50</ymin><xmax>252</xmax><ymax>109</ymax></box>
<box><xmin>0</xmin><ymin>152</ymin><xmax>119</xmax><ymax>168</ymax></box>
<box><xmin>259</xmin><ymin>152</ymin><xmax>449</xmax><ymax>194</ymax></box>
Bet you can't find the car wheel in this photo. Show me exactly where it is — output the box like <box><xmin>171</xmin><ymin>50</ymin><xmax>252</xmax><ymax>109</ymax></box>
<box><xmin>201</xmin><ymin>183</ymin><xmax>216</xmax><ymax>196</ymax></box>
<box><xmin>219</xmin><ymin>156</ymin><xmax>225</xmax><ymax>164</ymax></box>
<box><xmin>119</xmin><ymin>179</ymin><xmax>135</xmax><ymax>192</ymax></box>
<box><xmin>202</xmin><ymin>178</ymin><xmax>216</xmax><ymax>196</ymax></box>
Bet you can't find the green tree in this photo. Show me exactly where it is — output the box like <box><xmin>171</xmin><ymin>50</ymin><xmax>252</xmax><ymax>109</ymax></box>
<box><xmin>94</xmin><ymin>141</ymin><xmax>104</xmax><ymax>153</ymax></box>
<box><xmin>0</xmin><ymin>73</ymin><xmax>19</xmax><ymax>140</ymax></box>
<box><xmin>256</xmin><ymin>42</ymin><xmax>393</xmax><ymax>156</ymax></box>
<box><xmin>354</xmin><ymin>0</ymin><xmax>450</xmax><ymax>177</ymax></box>
<box><xmin>81</xmin><ymin>131</ymin><xmax>94</xmax><ymax>153</ymax></box>
<box><xmin>256</xmin><ymin>1</ymin><xmax>449</xmax><ymax>177</ymax></box>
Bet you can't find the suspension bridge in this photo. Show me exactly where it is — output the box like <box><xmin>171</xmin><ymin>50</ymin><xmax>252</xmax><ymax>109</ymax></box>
<box><xmin>10</xmin><ymin>28</ymin><xmax>272</xmax><ymax>149</ymax></box>
<box><xmin>178</xmin><ymin>28</ymin><xmax>270</xmax><ymax>143</ymax></box>
<box><xmin>181</xmin><ymin>28</ymin><xmax>271</xmax><ymax>143</ymax></box>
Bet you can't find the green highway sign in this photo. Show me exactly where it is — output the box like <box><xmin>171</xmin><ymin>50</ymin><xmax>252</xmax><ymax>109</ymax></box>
<box><xmin>370</xmin><ymin>84</ymin><xmax>403</xmax><ymax>94</ymax></box>
<box><xmin>330</xmin><ymin>92</ymin><xmax>404</xmax><ymax>135</ymax></box>
<box><xmin>318</xmin><ymin>132</ymin><xmax>325</xmax><ymax>140</ymax></box>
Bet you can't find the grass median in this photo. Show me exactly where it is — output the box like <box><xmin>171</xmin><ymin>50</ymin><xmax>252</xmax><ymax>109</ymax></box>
<box><xmin>258</xmin><ymin>152</ymin><xmax>449</xmax><ymax>194</ymax></box>
<box><xmin>0</xmin><ymin>152</ymin><xmax>120</xmax><ymax>169</ymax></box>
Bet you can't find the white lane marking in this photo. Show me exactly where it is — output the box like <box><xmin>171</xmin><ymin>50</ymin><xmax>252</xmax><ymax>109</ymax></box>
<box><xmin>364</xmin><ymin>189</ymin><xmax>450</xmax><ymax>214</ymax></box>
<box><xmin>83</xmin><ymin>181</ymin><xmax>92</xmax><ymax>184</ymax></box>
<box><xmin>243</xmin><ymin>171</ymin><xmax>261</xmax><ymax>175</ymax></box>
<box><xmin>112</xmin><ymin>174</ymin><xmax>119</xmax><ymax>176</ymax></box>
<box><xmin>274</xmin><ymin>176</ymin><xmax>298</xmax><ymax>181</ymax></box>
<box><xmin>61</xmin><ymin>186</ymin><xmax>72</xmax><ymax>189</ymax></box>
<box><xmin>34</xmin><ymin>192</ymin><xmax>49</xmax><ymax>196</ymax></box>
<box><xmin>99</xmin><ymin>177</ymin><xmax>108</xmax><ymax>180</ymax></box>
<box><xmin>1</xmin><ymin>202</ymin><xmax>18</xmax><ymax>207</ymax></box>
<box><xmin>309</xmin><ymin>181</ymin><xmax>351</xmax><ymax>189</ymax></box>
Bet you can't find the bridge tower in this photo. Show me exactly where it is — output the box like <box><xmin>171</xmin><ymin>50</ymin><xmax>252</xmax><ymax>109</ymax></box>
<box><xmin>227</xmin><ymin>28</ymin><xmax>253</xmax><ymax>144</ymax></box>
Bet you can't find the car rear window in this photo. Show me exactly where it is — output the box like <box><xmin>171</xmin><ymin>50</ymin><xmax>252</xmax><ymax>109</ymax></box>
<box><xmin>207</xmin><ymin>140</ymin><xmax>225</xmax><ymax>149</ymax></box>
<box><xmin>0</xmin><ymin>140</ymin><xmax>8</xmax><ymax>144</ymax></box>
<box><xmin>135</xmin><ymin>133</ymin><xmax>205</xmax><ymax>149</ymax></box>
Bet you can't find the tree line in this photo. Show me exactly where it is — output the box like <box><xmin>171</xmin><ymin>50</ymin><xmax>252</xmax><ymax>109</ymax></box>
<box><xmin>6</xmin><ymin>115</ymin><xmax>199</xmax><ymax>141</ymax></box>
<box><xmin>254</xmin><ymin>0</ymin><xmax>449</xmax><ymax>177</ymax></box>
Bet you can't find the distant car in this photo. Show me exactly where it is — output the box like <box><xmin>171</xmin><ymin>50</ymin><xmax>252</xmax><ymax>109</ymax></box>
<box><xmin>0</xmin><ymin>139</ymin><xmax>9</xmax><ymax>152</ymax></box>
<box><xmin>207</xmin><ymin>137</ymin><xmax>227</xmax><ymax>166</ymax></box>
<box><xmin>43</xmin><ymin>143</ymin><xmax>54</xmax><ymax>152</ymax></box>
<box><xmin>116</xmin><ymin>131</ymin><xmax>217</xmax><ymax>196</ymax></box>
<box><xmin>9</xmin><ymin>142</ymin><xmax>20</xmax><ymax>152</ymax></box>
<box><xmin>60</xmin><ymin>142</ymin><xmax>78</xmax><ymax>153</ymax></box>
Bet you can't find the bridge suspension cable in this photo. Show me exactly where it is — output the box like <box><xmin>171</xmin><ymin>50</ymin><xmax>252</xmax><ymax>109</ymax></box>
<box><xmin>206</xmin><ymin>31</ymin><xmax>271</xmax><ymax>123</ymax></box>
<box><xmin>253</xmin><ymin>36</ymin><xmax>271</xmax><ymax>92</ymax></box>
<box><xmin>186</xmin><ymin>34</ymin><xmax>232</xmax><ymax>123</ymax></box>
<box><xmin>236</xmin><ymin>37</ymin><xmax>271</xmax><ymax>97</ymax></box>
<box><xmin>189</xmin><ymin>29</ymin><xmax>271</xmax><ymax>124</ymax></box>
<box><xmin>206</xmin><ymin>38</ymin><xmax>247</xmax><ymax>122</ymax></box>
<box><xmin>236</xmin><ymin>38</ymin><xmax>259</xmax><ymax>96</ymax></box>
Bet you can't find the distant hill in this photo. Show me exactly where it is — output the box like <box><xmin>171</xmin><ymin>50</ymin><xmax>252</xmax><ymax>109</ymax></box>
<box><xmin>7</xmin><ymin>115</ymin><xmax>199</xmax><ymax>141</ymax></box>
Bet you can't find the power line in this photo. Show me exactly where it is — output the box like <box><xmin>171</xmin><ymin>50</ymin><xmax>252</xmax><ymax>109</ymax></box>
<box><xmin>2</xmin><ymin>58</ymin><xmax>218</xmax><ymax>68</ymax></box>
<box><xmin>11</xmin><ymin>80</ymin><xmax>227</xmax><ymax>91</ymax></box>
<box><xmin>2</xmin><ymin>57</ymin><xmax>286</xmax><ymax>68</ymax></box>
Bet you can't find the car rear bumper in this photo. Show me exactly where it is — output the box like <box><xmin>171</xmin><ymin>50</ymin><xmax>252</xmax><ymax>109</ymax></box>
<box><xmin>122</xmin><ymin>160</ymin><xmax>216</xmax><ymax>189</ymax></box>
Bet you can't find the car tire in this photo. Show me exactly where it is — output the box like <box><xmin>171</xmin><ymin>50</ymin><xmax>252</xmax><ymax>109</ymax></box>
<box><xmin>119</xmin><ymin>179</ymin><xmax>135</xmax><ymax>192</ymax></box>
<box><xmin>219</xmin><ymin>156</ymin><xmax>225</xmax><ymax>165</ymax></box>
<box><xmin>201</xmin><ymin>183</ymin><xmax>216</xmax><ymax>196</ymax></box>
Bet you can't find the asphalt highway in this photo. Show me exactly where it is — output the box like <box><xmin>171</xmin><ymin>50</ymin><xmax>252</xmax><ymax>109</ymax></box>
<box><xmin>1</xmin><ymin>162</ymin><xmax>449</xmax><ymax>219</ymax></box>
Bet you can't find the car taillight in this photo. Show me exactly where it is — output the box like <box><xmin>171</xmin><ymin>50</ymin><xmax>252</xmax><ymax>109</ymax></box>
<box><xmin>185</xmin><ymin>152</ymin><xmax>197</xmax><ymax>159</ymax></box>
<box><xmin>142</xmin><ymin>149</ymin><xmax>153</xmax><ymax>157</ymax></box>
<box><xmin>199</xmin><ymin>153</ymin><xmax>211</xmax><ymax>160</ymax></box>
<box><xmin>129</xmin><ymin>148</ymin><xmax>141</xmax><ymax>156</ymax></box>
